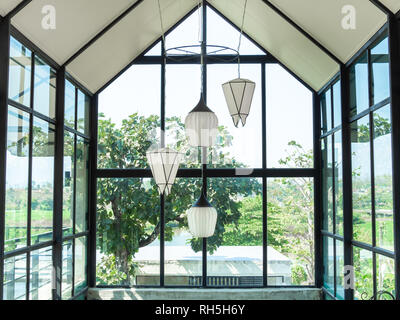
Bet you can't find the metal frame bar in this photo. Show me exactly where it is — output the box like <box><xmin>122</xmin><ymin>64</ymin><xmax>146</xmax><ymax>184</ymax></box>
<box><xmin>313</xmin><ymin>92</ymin><xmax>323</xmax><ymax>288</ymax></box>
<box><xmin>340</xmin><ymin>63</ymin><xmax>354</xmax><ymax>300</ymax></box>
<box><xmin>0</xmin><ymin>16</ymin><xmax>11</xmax><ymax>301</ymax></box>
<box><xmin>4</xmin><ymin>0</ymin><xmax>32</xmax><ymax>20</ymax></box>
<box><xmin>53</xmin><ymin>66</ymin><xmax>65</xmax><ymax>300</ymax></box>
<box><xmin>261</xmin><ymin>0</ymin><xmax>342</xmax><ymax>65</ymax></box>
<box><xmin>387</xmin><ymin>13</ymin><xmax>400</xmax><ymax>300</ymax></box>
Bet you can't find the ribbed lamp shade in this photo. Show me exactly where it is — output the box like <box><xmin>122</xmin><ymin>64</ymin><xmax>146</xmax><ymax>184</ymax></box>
<box><xmin>146</xmin><ymin>147</ymin><xmax>182</xmax><ymax>196</ymax></box>
<box><xmin>187</xmin><ymin>193</ymin><xmax>217</xmax><ymax>238</ymax></box>
<box><xmin>185</xmin><ymin>95</ymin><xmax>218</xmax><ymax>147</ymax></box>
<box><xmin>222</xmin><ymin>78</ymin><xmax>256</xmax><ymax>127</ymax></box>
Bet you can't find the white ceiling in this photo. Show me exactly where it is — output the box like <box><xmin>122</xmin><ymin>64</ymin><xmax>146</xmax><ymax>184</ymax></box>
<box><xmin>1</xmin><ymin>0</ymin><xmax>398</xmax><ymax>93</ymax></box>
<box><xmin>0</xmin><ymin>0</ymin><xmax>22</xmax><ymax>16</ymax></box>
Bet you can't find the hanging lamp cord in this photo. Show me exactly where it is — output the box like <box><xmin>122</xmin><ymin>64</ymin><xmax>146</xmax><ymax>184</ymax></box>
<box><xmin>237</xmin><ymin>0</ymin><xmax>248</xmax><ymax>78</ymax></box>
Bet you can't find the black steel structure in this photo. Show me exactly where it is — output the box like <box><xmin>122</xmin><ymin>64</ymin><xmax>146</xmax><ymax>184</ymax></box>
<box><xmin>0</xmin><ymin>0</ymin><xmax>399</xmax><ymax>300</ymax></box>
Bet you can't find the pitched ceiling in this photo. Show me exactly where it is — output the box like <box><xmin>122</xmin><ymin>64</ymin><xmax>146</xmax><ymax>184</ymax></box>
<box><xmin>1</xmin><ymin>0</ymin><xmax>397</xmax><ymax>93</ymax></box>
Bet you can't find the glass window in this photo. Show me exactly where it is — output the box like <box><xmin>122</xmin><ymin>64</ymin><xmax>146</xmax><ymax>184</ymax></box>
<box><xmin>353</xmin><ymin>247</ymin><xmax>373</xmax><ymax>300</ymax></box>
<box><xmin>33</xmin><ymin>56</ymin><xmax>56</xmax><ymax>118</ymax></box>
<box><xmin>335</xmin><ymin>240</ymin><xmax>344</xmax><ymax>299</ymax></box>
<box><xmin>62</xmin><ymin>240</ymin><xmax>73</xmax><ymax>299</ymax></box>
<box><xmin>164</xmin><ymin>178</ymin><xmax>202</xmax><ymax>286</ymax></box>
<box><xmin>165</xmin><ymin>7</ymin><xmax>199</xmax><ymax>49</ymax></box>
<box><xmin>31</xmin><ymin>117</ymin><xmax>55</xmax><ymax>244</ymax></box>
<box><xmin>323</xmin><ymin>237</ymin><xmax>334</xmax><ymax>294</ymax></box>
<box><xmin>3</xmin><ymin>255</ymin><xmax>27</xmax><ymax>300</ymax></box>
<box><xmin>65</xmin><ymin>80</ymin><xmax>76</xmax><ymax>128</ymax></box>
<box><xmin>376</xmin><ymin>255</ymin><xmax>395</xmax><ymax>297</ymax></box>
<box><xmin>351</xmin><ymin>116</ymin><xmax>372</xmax><ymax>244</ymax></box>
<box><xmin>63</xmin><ymin>132</ymin><xmax>74</xmax><ymax>236</ymax></box>
<box><xmin>207</xmin><ymin>178</ymin><xmax>263</xmax><ymax>287</ymax></box>
<box><xmin>334</xmin><ymin>131</ymin><xmax>343</xmax><ymax>236</ymax></box>
<box><xmin>349</xmin><ymin>52</ymin><xmax>369</xmax><ymax>117</ymax></box>
<box><xmin>29</xmin><ymin>247</ymin><xmax>52</xmax><ymax>300</ymax></box>
<box><xmin>266</xmin><ymin>65</ymin><xmax>313</xmax><ymax>168</ymax></box>
<box><xmin>98</xmin><ymin>65</ymin><xmax>160</xmax><ymax>169</ymax></box>
<box><xmin>371</xmin><ymin>37</ymin><xmax>390</xmax><ymax>105</ymax></box>
<box><xmin>322</xmin><ymin>136</ymin><xmax>333</xmax><ymax>232</ymax></box>
<box><xmin>74</xmin><ymin>237</ymin><xmax>87</xmax><ymax>293</ymax></box>
<box><xmin>96</xmin><ymin>178</ymin><xmax>160</xmax><ymax>286</ymax></box>
<box><xmin>373</xmin><ymin>105</ymin><xmax>393</xmax><ymax>251</ymax></box>
<box><xmin>77</xmin><ymin>90</ymin><xmax>90</xmax><ymax>135</ymax></box>
<box><xmin>9</xmin><ymin>37</ymin><xmax>31</xmax><ymax>107</ymax></box>
<box><xmin>333</xmin><ymin>80</ymin><xmax>342</xmax><ymax>128</ymax></box>
<box><xmin>322</xmin><ymin>89</ymin><xmax>332</xmax><ymax>133</ymax></box>
<box><xmin>207</xmin><ymin>64</ymin><xmax>262</xmax><ymax>168</ymax></box>
<box><xmin>207</xmin><ymin>7</ymin><xmax>264</xmax><ymax>55</ymax></box>
<box><xmin>5</xmin><ymin>106</ymin><xmax>30</xmax><ymax>252</ymax></box>
<box><xmin>165</xmin><ymin>64</ymin><xmax>201</xmax><ymax>169</ymax></box>
<box><xmin>75</xmin><ymin>137</ymin><xmax>89</xmax><ymax>233</ymax></box>
<box><xmin>267</xmin><ymin>178</ymin><xmax>315</xmax><ymax>285</ymax></box>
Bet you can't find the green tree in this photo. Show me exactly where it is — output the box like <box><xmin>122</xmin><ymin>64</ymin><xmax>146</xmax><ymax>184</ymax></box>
<box><xmin>96</xmin><ymin>114</ymin><xmax>261</xmax><ymax>285</ymax></box>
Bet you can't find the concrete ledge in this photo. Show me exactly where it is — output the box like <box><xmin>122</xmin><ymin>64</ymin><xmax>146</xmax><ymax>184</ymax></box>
<box><xmin>87</xmin><ymin>288</ymin><xmax>322</xmax><ymax>300</ymax></box>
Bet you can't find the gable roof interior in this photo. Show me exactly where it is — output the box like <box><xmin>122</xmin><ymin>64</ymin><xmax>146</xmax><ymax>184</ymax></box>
<box><xmin>1</xmin><ymin>0</ymin><xmax>397</xmax><ymax>93</ymax></box>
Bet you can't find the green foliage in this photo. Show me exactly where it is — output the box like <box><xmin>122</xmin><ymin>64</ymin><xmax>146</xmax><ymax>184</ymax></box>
<box><xmin>96</xmin><ymin>114</ymin><xmax>261</xmax><ymax>284</ymax></box>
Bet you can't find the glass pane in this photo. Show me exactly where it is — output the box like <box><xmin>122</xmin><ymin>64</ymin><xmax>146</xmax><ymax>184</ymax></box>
<box><xmin>165</xmin><ymin>7</ymin><xmax>199</xmax><ymax>49</ymax></box>
<box><xmin>63</xmin><ymin>132</ymin><xmax>74</xmax><ymax>236</ymax></box>
<box><xmin>207</xmin><ymin>64</ymin><xmax>262</xmax><ymax>168</ymax></box>
<box><xmin>29</xmin><ymin>247</ymin><xmax>52</xmax><ymax>300</ymax></box>
<box><xmin>324</xmin><ymin>89</ymin><xmax>332</xmax><ymax>133</ymax></box>
<box><xmin>207</xmin><ymin>7</ymin><xmax>264</xmax><ymax>55</ymax></box>
<box><xmin>77</xmin><ymin>90</ymin><xmax>90</xmax><ymax>135</ymax></box>
<box><xmin>373</xmin><ymin>105</ymin><xmax>393</xmax><ymax>251</ymax></box>
<box><xmin>322</xmin><ymin>136</ymin><xmax>333</xmax><ymax>232</ymax></box>
<box><xmin>33</xmin><ymin>56</ymin><xmax>56</xmax><ymax>118</ymax></box>
<box><xmin>376</xmin><ymin>255</ymin><xmax>395</xmax><ymax>298</ymax></box>
<box><xmin>164</xmin><ymin>178</ymin><xmax>202</xmax><ymax>286</ymax></box>
<box><xmin>353</xmin><ymin>247</ymin><xmax>373</xmax><ymax>300</ymax></box>
<box><xmin>98</xmin><ymin>65</ymin><xmax>160</xmax><ymax>169</ymax></box>
<box><xmin>335</xmin><ymin>240</ymin><xmax>344</xmax><ymax>299</ymax></box>
<box><xmin>31</xmin><ymin>117</ymin><xmax>55</xmax><ymax>244</ymax></box>
<box><xmin>145</xmin><ymin>41</ymin><xmax>161</xmax><ymax>56</ymax></box>
<box><xmin>3</xmin><ymin>255</ymin><xmax>27</xmax><ymax>300</ymax></box>
<box><xmin>349</xmin><ymin>53</ymin><xmax>369</xmax><ymax>117</ymax></box>
<box><xmin>165</xmin><ymin>64</ymin><xmax>201</xmax><ymax>169</ymax></box>
<box><xmin>323</xmin><ymin>237</ymin><xmax>334</xmax><ymax>294</ymax></box>
<box><xmin>333</xmin><ymin>80</ymin><xmax>341</xmax><ymax>128</ymax></box>
<box><xmin>62</xmin><ymin>240</ymin><xmax>73</xmax><ymax>299</ymax></box>
<box><xmin>266</xmin><ymin>65</ymin><xmax>313</xmax><ymax>168</ymax></box>
<box><xmin>334</xmin><ymin>131</ymin><xmax>343</xmax><ymax>236</ymax></box>
<box><xmin>65</xmin><ymin>80</ymin><xmax>76</xmax><ymax>128</ymax></box>
<box><xmin>5</xmin><ymin>106</ymin><xmax>30</xmax><ymax>251</ymax></box>
<box><xmin>267</xmin><ymin>177</ymin><xmax>315</xmax><ymax>285</ymax></box>
<box><xmin>97</xmin><ymin>178</ymin><xmax>160</xmax><ymax>286</ymax></box>
<box><xmin>207</xmin><ymin>178</ymin><xmax>263</xmax><ymax>287</ymax></box>
<box><xmin>74</xmin><ymin>237</ymin><xmax>87</xmax><ymax>293</ymax></box>
<box><xmin>351</xmin><ymin>116</ymin><xmax>372</xmax><ymax>244</ymax></box>
<box><xmin>371</xmin><ymin>37</ymin><xmax>390</xmax><ymax>105</ymax></box>
<box><xmin>76</xmin><ymin>137</ymin><xmax>89</xmax><ymax>233</ymax></box>
<box><xmin>9</xmin><ymin>37</ymin><xmax>32</xmax><ymax>107</ymax></box>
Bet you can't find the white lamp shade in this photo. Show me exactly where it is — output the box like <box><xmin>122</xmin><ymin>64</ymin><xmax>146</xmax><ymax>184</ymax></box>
<box><xmin>187</xmin><ymin>206</ymin><xmax>217</xmax><ymax>238</ymax></box>
<box><xmin>146</xmin><ymin>147</ymin><xmax>182</xmax><ymax>195</ymax></box>
<box><xmin>185</xmin><ymin>96</ymin><xmax>218</xmax><ymax>147</ymax></box>
<box><xmin>222</xmin><ymin>78</ymin><xmax>256</xmax><ymax>127</ymax></box>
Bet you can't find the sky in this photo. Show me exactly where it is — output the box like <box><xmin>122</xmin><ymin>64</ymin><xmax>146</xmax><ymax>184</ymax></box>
<box><xmin>98</xmin><ymin>7</ymin><xmax>314</xmax><ymax>169</ymax></box>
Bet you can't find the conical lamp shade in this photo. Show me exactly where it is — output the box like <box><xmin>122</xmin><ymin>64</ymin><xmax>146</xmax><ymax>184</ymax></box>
<box><xmin>185</xmin><ymin>95</ymin><xmax>218</xmax><ymax>147</ymax></box>
<box><xmin>187</xmin><ymin>192</ymin><xmax>217</xmax><ymax>238</ymax></box>
<box><xmin>146</xmin><ymin>147</ymin><xmax>183</xmax><ymax>195</ymax></box>
<box><xmin>222</xmin><ymin>78</ymin><xmax>256</xmax><ymax>127</ymax></box>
